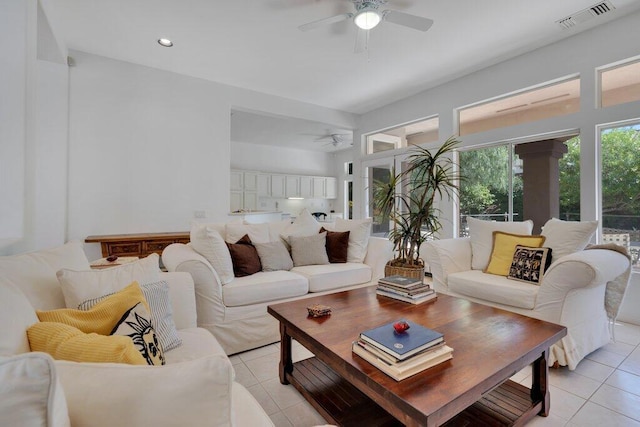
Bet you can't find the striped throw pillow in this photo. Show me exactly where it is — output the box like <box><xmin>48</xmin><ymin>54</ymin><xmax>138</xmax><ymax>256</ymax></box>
<box><xmin>79</xmin><ymin>280</ymin><xmax>182</xmax><ymax>352</ymax></box>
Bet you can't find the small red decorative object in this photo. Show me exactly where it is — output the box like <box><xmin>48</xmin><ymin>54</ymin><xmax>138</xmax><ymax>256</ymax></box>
<box><xmin>393</xmin><ymin>321</ymin><xmax>410</xmax><ymax>333</ymax></box>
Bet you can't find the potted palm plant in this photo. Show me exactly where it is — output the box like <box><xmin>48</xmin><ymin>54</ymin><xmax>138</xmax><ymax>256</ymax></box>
<box><xmin>373</xmin><ymin>136</ymin><xmax>460</xmax><ymax>280</ymax></box>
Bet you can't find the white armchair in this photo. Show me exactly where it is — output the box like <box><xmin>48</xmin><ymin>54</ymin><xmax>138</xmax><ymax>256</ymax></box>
<box><xmin>424</xmin><ymin>237</ymin><xmax>630</xmax><ymax>369</ymax></box>
<box><xmin>0</xmin><ymin>242</ymin><xmax>273</xmax><ymax>427</ymax></box>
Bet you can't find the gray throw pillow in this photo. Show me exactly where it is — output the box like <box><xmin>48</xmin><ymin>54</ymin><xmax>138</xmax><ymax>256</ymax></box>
<box><xmin>254</xmin><ymin>241</ymin><xmax>293</xmax><ymax>271</ymax></box>
<box><xmin>289</xmin><ymin>232</ymin><xmax>330</xmax><ymax>267</ymax></box>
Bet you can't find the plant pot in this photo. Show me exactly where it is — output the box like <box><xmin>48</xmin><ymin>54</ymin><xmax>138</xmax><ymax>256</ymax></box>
<box><xmin>384</xmin><ymin>262</ymin><xmax>424</xmax><ymax>282</ymax></box>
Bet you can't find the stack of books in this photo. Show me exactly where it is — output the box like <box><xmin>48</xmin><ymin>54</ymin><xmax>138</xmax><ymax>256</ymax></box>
<box><xmin>376</xmin><ymin>275</ymin><xmax>436</xmax><ymax>304</ymax></box>
<box><xmin>352</xmin><ymin>320</ymin><xmax>453</xmax><ymax>381</ymax></box>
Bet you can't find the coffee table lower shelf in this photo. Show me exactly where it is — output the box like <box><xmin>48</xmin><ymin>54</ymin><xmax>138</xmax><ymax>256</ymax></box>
<box><xmin>287</xmin><ymin>357</ymin><xmax>543</xmax><ymax>427</ymax></box>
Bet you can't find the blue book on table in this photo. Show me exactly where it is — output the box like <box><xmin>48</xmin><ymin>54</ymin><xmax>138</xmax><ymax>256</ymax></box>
<box><xmin>359</xmin><ymin>320</ymin><xmax>444</xmax><ymax>360</ymax></box>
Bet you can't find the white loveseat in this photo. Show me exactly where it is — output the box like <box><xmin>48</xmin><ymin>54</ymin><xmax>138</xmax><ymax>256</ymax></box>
<box><xmin>424</xmin><ymin>218</ymin><xmax>631</xmax><ymax>370</ymax></box>
<box><xmin>162</xmin><ymin>217</ymin><xmax>394</xmax><ymax>355</ymax></box>
<box><xmin>0</xmin><ymin>241</ymin><xmax>273</xmax><ymax>427</ymax></box>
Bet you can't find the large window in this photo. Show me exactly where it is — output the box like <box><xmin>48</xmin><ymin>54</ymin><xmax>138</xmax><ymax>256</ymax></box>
<box><xmin>459</xmin><ymin>137</ymin><xmax>581</xmax><ymax>236</ymax></box>
<box><xmin>600</xmin><ymin>123</ymin><xmax>640</xmax><ymax>271</ymax></box>
<box><xmin>366</xmin><ymin>117</ymin><xmax>439</xmax><ymax>154</ymax></box>
<box><xmin>458</xmin><ymin>145</ymin><xmax>522</xmax><ymax>236</ymax></box>
<box><xmin>599</xmin><ymin>59</ymin><xmax>640</xmax><ymax>108</ymax></box>
<box><xmin>558</xmin><ymin>136</ymin><xmax>581</xmax><ymax>221</ymax></box>
<box><xmin>458</xmin><ymin>77</ymin><xmax>580</xmax><ymax>136</ymax></box>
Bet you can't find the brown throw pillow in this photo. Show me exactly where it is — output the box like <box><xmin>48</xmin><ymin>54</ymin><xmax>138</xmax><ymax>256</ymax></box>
<box><xmin>320</xmin><ymin>227</ymin><xmax>350</xmax><ymax>263</ymax></box>
<box><xmin>226</xmin><ymin>235</ymin><xmax>261</xmax><ymax>277</ymax></box>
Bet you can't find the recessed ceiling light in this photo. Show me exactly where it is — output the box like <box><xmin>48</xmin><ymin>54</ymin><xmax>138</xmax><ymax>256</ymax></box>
<box><xmin>157</xmin><ymin>38</ymin><xmax>173</xmax><ymax>47</ymax></box>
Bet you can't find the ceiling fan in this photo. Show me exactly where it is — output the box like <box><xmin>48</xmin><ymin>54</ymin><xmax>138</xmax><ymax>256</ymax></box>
<box><xmin>314</xmin><ymin>133</ymin><xmax>353</xmax><ymax>148</ymax></box>
<box><xmin>298</xmin><ymin>0</ymin><xmax>434</xmax><ymax>53</ymax></box>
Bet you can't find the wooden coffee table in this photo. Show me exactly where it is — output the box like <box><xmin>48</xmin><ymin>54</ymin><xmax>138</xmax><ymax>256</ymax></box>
<box><xmin>267</xmin><ymin>287</ymin><xmax>566</xmax><ymax>427</ymax></box>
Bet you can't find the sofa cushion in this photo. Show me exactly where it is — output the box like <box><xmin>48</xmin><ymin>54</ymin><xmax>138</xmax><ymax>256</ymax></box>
<box><xmin>0</xmin><ymin>353</ymin><xmax>70</xmax><ymax>427</ymax></box>
<box><xmin>485</xmin><ymin>232</ymin><xmax>545</xmax><ymax>276</ymax></box>
<box><xmin>254</xmin><ymin>240</ymin><xmax>293</xmax><ymax>272</ymax></box>
<box><xmin>0</xmin><ymin>241</ymin><xmax>90</xmax><ymax>310</ymax></box>
<box><xmin>57</xmin><ymin>254</ymin><xmax>160</xmax><ymax>310</ymax></box>
<box><xmin>0</xmin><ymin>280</ymin><xmax>39</xmax><ymax>355</ymax></box>
<box><xmin>289</xmin><ymin>232</ymin><xmax>329</xmax><ymax>267</ymax></box>
<box><xmin>292</xmin><ymin>263</ymin><xmax>372</xmax><ymax>293</ymax></box>
<box><xmin>37</xmin><ymin>281</ymin><xmax>149</xmax><ymax>335</ymax></box>
<box><xmin>448</xmin><ymin>270</ymin><xmax>538</xmax><ymax>309</ymax></box>
<box><xmin>467</xmin><ymin>217</ymin><xmax>534</xmax><ymax>271</ymax></box>
<box><xmin>280</xmin><ymin>209</ymin><xmax>321</xmax><ymax>243</ymax></box>
<box><xmin>328</xmin><ymin>218</ymin><xmax>373</xmax><ymax>263</ymax></box>
<box><xmin>227</xmin><ymin>235</ymin><xmax>262</xmax><ymax>277</ymax></box>
<box><xmin>508</xmin><ymin>246</ymin><xmax>553</xmax><ymax>285</ymax></box>
<box><xmin>321</xmin><ymin>227</ymin><xmax>350</xmax><ymax>263</ymax></box>
<box><xmin>78</xmin><ymin>280</ymin><xmax>182</xmax><ymax>352</ymax></box>
<box><xmin>222</xmin><ymin>271</ymin><xmax>308</xmax><ymax>307</ymax></box>
<box><xmin>541</xmin><ymin>218</ymin><xmax>598</xmax><ymax>261</ymax></box>
<box><xmin>225</xmin><ymin>223</ymin><xmax>270</xmax><ymax>244</ymax></box>
<box><xmin>190</xmin><ymin>224</ymin><xmax>235</xmax><ymax>285</ymax></box>
<box><xmin>164</xmin><ymin>328</ymin><xmax>227</xmax><ymax>364</ymax></box>
<box><xmin>27</xmin><ymin>322</ymin><xmax>147</xmax><ymax>365</ymax></box>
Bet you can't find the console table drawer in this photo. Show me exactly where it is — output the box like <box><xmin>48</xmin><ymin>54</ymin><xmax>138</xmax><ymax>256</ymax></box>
<box><xmin>143</xmin><ymin>240</ymin><xmax>177</xmax><ymax>255</ymax></box>
<box><xmin>105</xmin><ymin>242</ymin><xmax>142</xmax><ymax>256</ymax></box>
<box><xmin>86</xmin><ymin>232</ymin><xmax>190</xmax><ymax>258</ymax></box>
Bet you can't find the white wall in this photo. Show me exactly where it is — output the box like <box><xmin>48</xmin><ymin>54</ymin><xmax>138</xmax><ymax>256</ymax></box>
<box><xmin>231</xmin><ymin>141</ymin><xmax>334</xmax><ymax>176</ymax></box>
<box><xmin>0</xmin><ymin>0</ymin><xmax>68</xmax><ymax>256</ymax></box>
<box><xmin>0</xmin><ymin>0</ymin><xmax>30</xmax><ymax>246</ymax></box>
<box><xmin>66</xmin><ymin>52</ymin><xmax>356</xmax><ymax>259</ymax></box>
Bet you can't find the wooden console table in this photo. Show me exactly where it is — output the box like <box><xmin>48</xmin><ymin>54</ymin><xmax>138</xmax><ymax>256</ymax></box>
<box><xmin>85</xmin><ymin>232</ymin><xmax>190</xmax><ymax>258</ymax></box>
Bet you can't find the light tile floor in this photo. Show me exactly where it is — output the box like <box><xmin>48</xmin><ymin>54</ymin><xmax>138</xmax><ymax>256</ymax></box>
<box><xmin>230</xmin><ymin>322</ymin><xmax>640</xmax><ymax>427</ymax></box>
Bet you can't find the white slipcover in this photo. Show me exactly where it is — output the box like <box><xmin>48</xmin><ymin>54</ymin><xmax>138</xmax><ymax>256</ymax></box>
<box><xmin>424</xmin><ymin>238</ymin><xmax>631</xmax><ymax>370</ymax></box>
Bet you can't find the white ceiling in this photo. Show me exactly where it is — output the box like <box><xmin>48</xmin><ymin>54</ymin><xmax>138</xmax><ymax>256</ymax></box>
<box><xmin>46</xmin><ymin>0</ymin><xmax>640</xmax><ymax>115</ymax></box>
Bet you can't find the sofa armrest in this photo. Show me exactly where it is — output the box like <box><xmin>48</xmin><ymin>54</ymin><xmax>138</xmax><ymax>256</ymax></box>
<box><xmin>56</xmin><ymin>355</ymin><xmax>234</xmax><ymax>427</ymax></box>
<box><xmin>423</xmin><ymin>238</ymin><xmax>472</xmax><ymax>292</ymax></box>
<box><xmin>162</xmin><ymin>244</ymin><xmax>226</xmax><ymax>332</ymax></box>
<box><xmin>536</xmin><ymin>249</ymin><xmax>630</xmax><ymax>318</ymax></box>
<box><xmin>364</xmin><ymin>237</ymin><xmax>394</xmax><ymax>281</ymax></box>
<box><xmin>0</xmin><ymin>352</ymin><xmax>70</xmax><ymax>427</ymax></box>
<box><xmin>159</xmin><ymin>271</ymin><xmax>197</xmax><ymax>330</ymax></box>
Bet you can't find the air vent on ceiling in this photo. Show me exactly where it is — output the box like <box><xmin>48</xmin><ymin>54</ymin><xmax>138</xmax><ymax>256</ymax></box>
<box><xmin>556</xmin><ymin>1</ymin><xmax>616</xmax><ymax>29</ymax></box>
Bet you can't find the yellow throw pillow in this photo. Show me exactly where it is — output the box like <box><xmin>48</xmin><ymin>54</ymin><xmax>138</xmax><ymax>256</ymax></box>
<box><xmin>485</xmin><ymin>232</ymin><xmax>546</xmax><ymax>276</ymax></box>
<box><xmin>36</xmin><ymin>281</ymin><xmax>150</xmax><ymax>335</ymax></box>
<box><xmin>27</xmin><ymin>322</ymin><xmax>146</xmax><ymax>365</ymax></box>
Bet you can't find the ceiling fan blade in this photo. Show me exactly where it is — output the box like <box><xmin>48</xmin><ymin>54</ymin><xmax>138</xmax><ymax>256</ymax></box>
<box><xmin>298</xmin><ymin>13</ymin><xmax>353</xmax><ymax>32</ymax></box>
<box><xmin>354</xmin><ymin>28</ymin><xmax>369</xmax><ymax>53</ymax></box>
<box><xmin>383</xmin><ymin>10</ymin><xmax>434</xmax><ymax>31</ymax></box>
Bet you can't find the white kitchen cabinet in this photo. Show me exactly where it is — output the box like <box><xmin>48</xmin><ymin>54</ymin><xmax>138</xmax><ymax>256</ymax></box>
<box><xmin>257</xmin><ymin>174</ymin><xmax>271</xmax><ymax>197</ymax></box>
<box><xmin>243</xmin><ymin>172</ymin><xmax>258</xmax><ymax>192</ymax></box>
<box><xmin>312</xmin><ymin>177</ymin><xmax>325</xmax><ymax>198</ymax></box>
<box><xmin>230</xmin><ymin>170</ymin><xmax>243</xmax><ymax>191</ymax></box>
<box><xmin>285</xmin><ymin>176</ymin><xmax>300</xmax><ymax>198</ymax></box>
<box><xmin>325</xmin><ymin>177</ymin><xmax>337</xmax><ymax>199</ymax></box>
<box><xmin>300</xmin><ymin>176</ymin><xmax>313</xmax><ymax>198</ymax></box>
<box><xmin>230</xmin><ymin>191</ymin><xmax>243</xmax><ymax>212</ymax></box>
<box><xmin>271</xmin><ymin>175</ymin><xmax>286</xmax><ymax>198</ymax></box>
<box><xmin>243</xmin><ymin>192</ymin><xmax>258</xmax><ymax>211</ymax></box>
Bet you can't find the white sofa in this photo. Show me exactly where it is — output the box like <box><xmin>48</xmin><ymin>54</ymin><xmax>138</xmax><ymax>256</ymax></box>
<box><xmin>424</xmin><ymin>219</ymin><xmax>631</xmax><ymax>370</ymax></box>
<box><xmin>162</xmin><ymin>219</ymin><xmax>394</xmax><ymax>355</ymax></box>
<box><xmin>0</xmin><ymin>241</ymin><xmax>273</xmax><ymax>427</ymax></box>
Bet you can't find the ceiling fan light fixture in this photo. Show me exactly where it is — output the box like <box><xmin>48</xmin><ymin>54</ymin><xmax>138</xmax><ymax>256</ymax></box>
<box><xmin>354</xmin><ymin>8</ymin><xmax>381</xmax><ymax>30</ymax></box>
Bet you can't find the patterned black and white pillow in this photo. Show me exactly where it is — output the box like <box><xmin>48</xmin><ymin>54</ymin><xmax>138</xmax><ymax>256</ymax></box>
<box><xmin>79</xmin><ymin>280</ymin><xmax>182</xmax><ymax>352</ymax></box>
<box><xmin>507</xmin><ymin>245</ymin><xmax>553</xmax><ymax>285</ymax></box>
<box><xmin>111</xmin><ymin>302</ymin><xmax>165</xmax><ymax>366</ymax></box>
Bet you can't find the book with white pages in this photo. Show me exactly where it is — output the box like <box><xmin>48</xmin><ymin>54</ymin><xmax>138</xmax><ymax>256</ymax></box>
<box><xmin>352</xmin><ymin>342</ymin><xmax>453</xmax><ymax>381</ymax></box>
